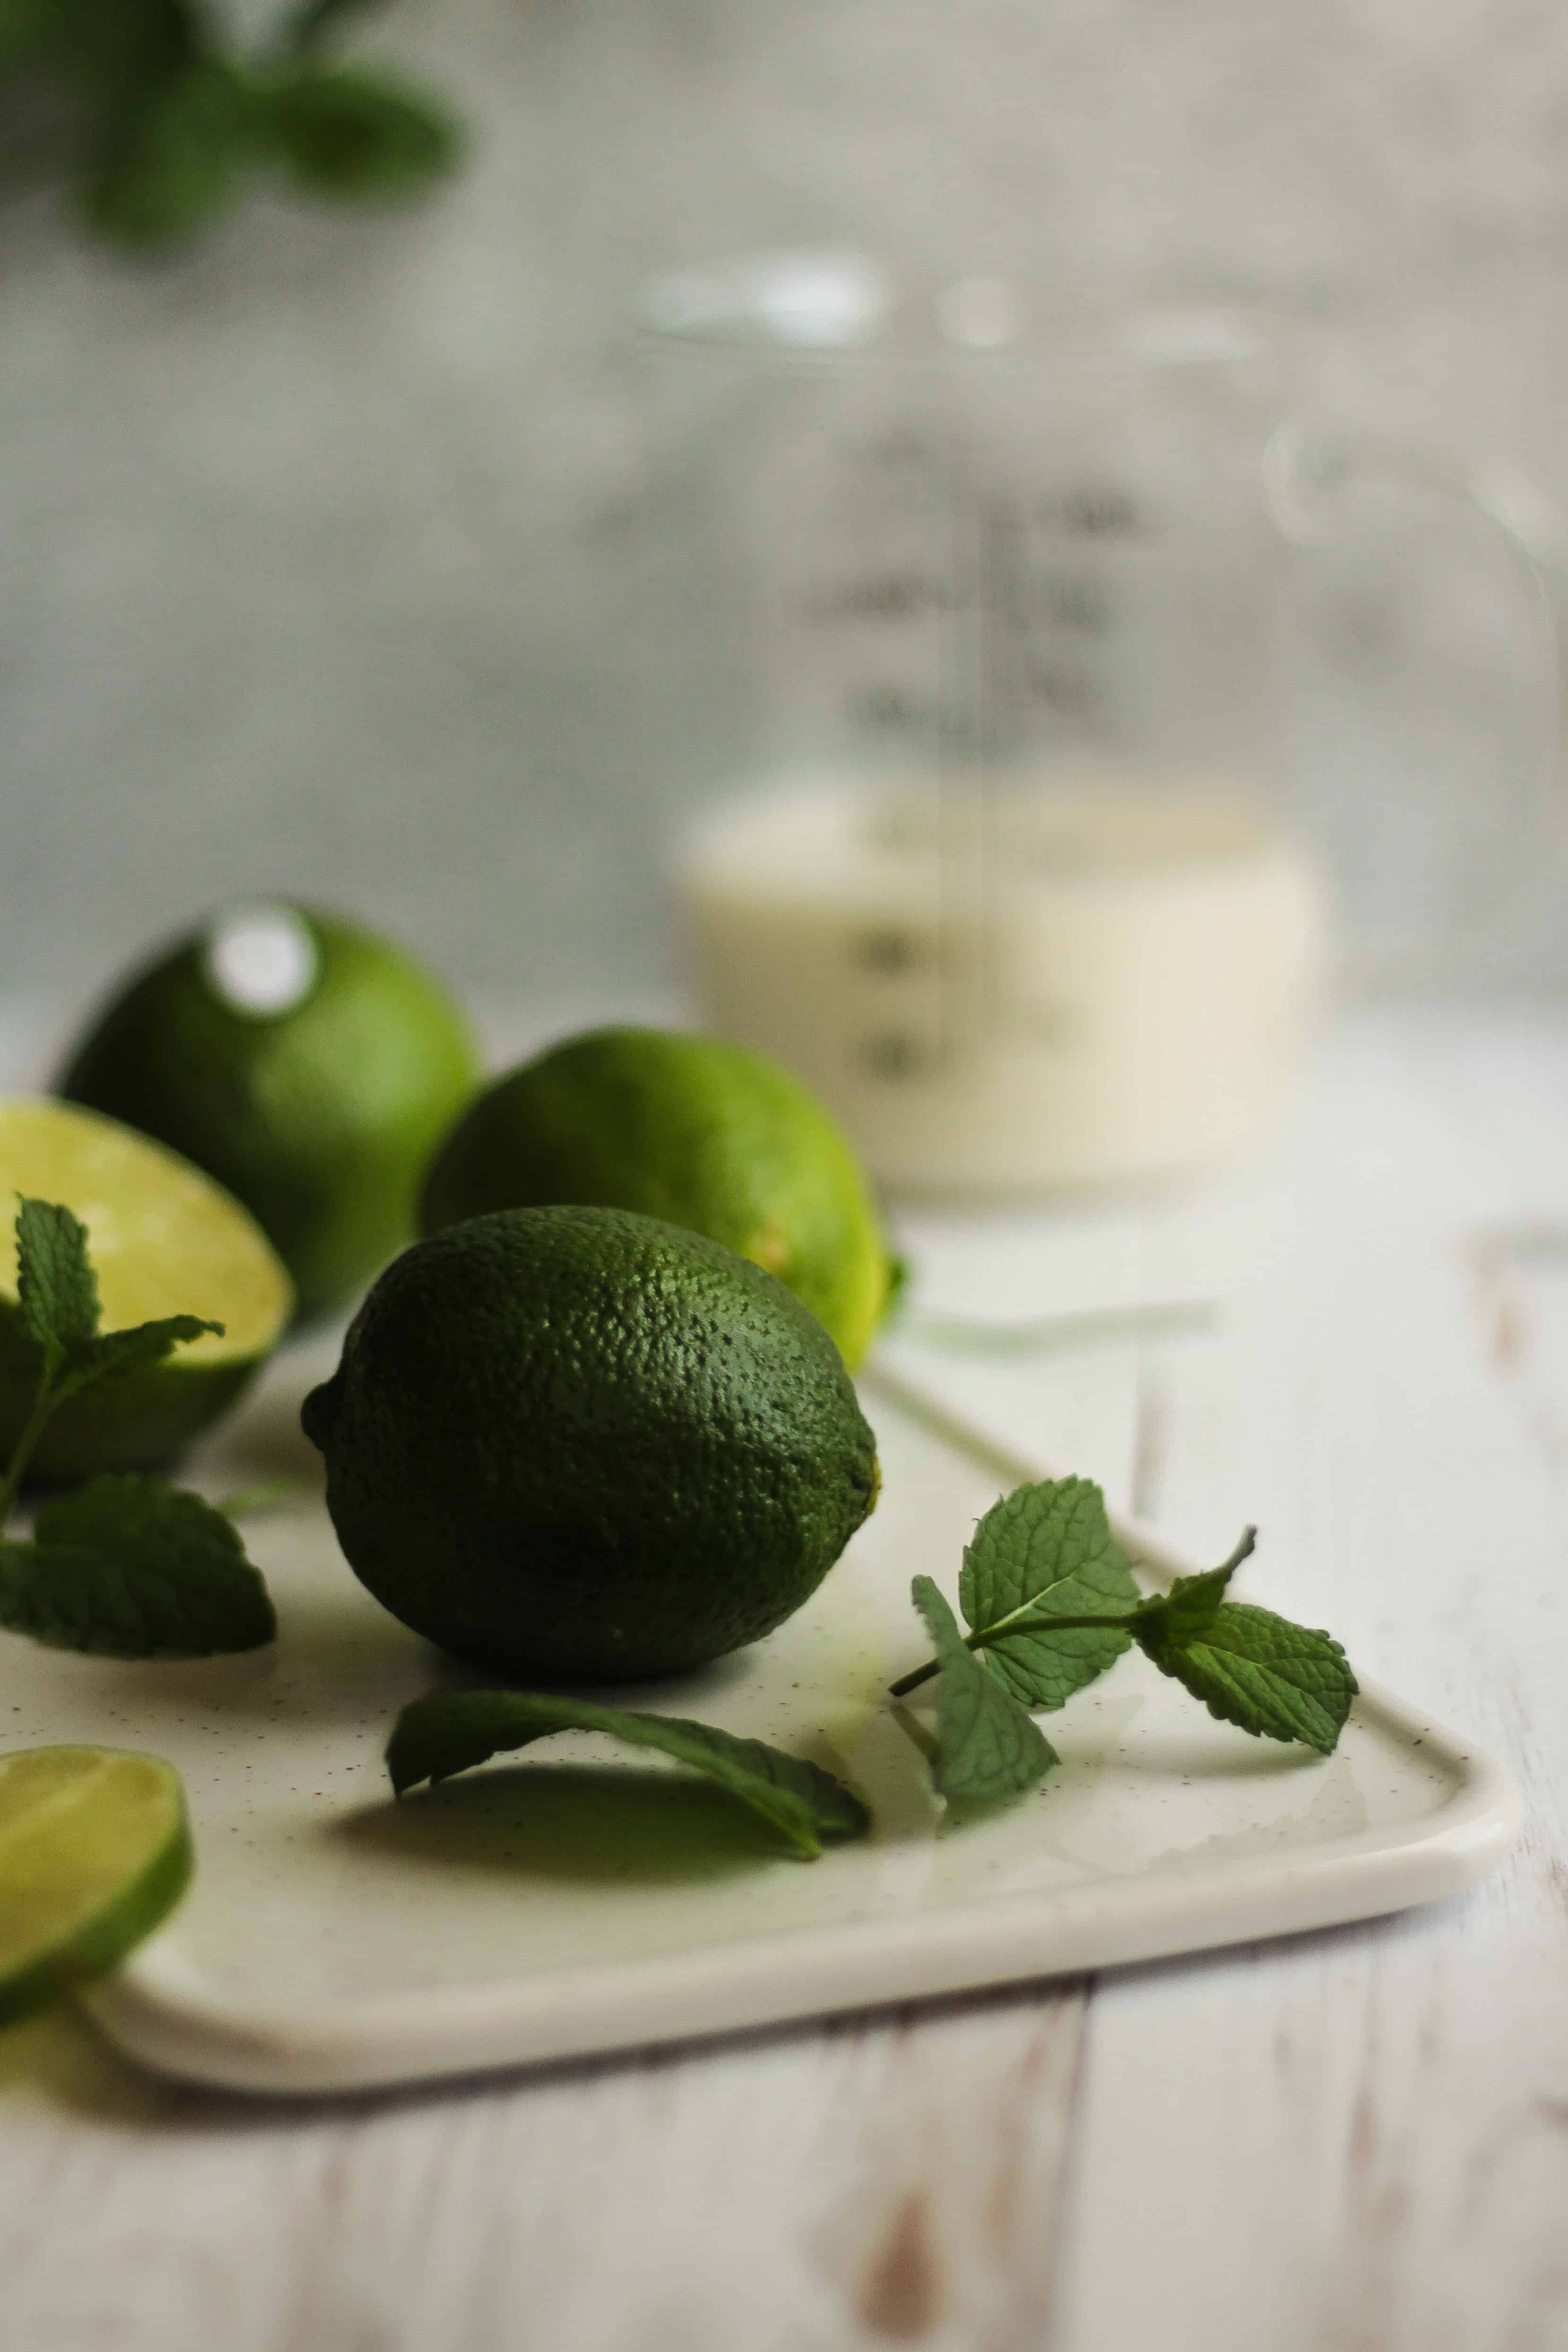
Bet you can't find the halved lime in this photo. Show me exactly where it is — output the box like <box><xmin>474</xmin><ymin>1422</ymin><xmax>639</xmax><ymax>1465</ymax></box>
<box><xmin>0</xmin><ymin>1097</ymin><xmax>293</xmax><ymax>1477</ymax></box>
<box><xmin>0</xmin><ymin>1746</ymin><xmax>192</xmax><ymax>2027</ymax></box>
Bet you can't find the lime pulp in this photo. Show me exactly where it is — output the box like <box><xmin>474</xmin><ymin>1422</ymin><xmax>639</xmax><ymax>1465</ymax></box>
<box><xmin>0</xmin><ymin>1746</ymin><xmax>192</xmax><ymax>2028</ymax></box>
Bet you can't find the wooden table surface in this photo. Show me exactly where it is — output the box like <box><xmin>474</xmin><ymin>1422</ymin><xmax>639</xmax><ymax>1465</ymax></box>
<box><xmin>4</xmin><ymin>1004</ymin><xmax>1568</xmax><ymax>2352</ymax></box>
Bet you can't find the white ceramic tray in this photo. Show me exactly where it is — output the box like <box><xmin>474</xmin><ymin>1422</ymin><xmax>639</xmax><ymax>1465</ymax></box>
<box><xmin>0</xmin><ymin>1338</ymin><xmax>1514</xmax><ymax>2097</ymax></box>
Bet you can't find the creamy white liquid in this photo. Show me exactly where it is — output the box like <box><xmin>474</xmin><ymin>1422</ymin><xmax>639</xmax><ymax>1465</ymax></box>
<box><xmin>676</xmin><ymin>773</ymin><xmax>1327</xmax><ymax>1193</ymax></box>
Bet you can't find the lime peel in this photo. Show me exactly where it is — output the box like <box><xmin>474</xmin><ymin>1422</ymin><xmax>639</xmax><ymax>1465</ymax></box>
<box><xmin>0</xmin><ymin>1746</ymin><xmax>192</xmax><ymax>2027</ymax></box>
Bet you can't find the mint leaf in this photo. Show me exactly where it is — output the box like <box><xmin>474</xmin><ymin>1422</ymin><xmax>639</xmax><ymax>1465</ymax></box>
<box><xmin>53</xmin><ymin>1315</ymin><xmax>223</xmax><ymax>1404</ymax></box>
<box><xmin>14</xmin><ymin>1197</ymin><xmax>99</xmax><ymax>1360</ymax></box>
<box><xmin>41</xmin><ymin>0</ymin><xmax>199</xmax><ymax>95</ymax></box>
<box><xmin>959</xmin><ymin>1477</ymin><xmax>1139</xmax><ymax>1709</ymax></box>
<box><xmin>910</xmin><ymin>1575</ymin><xmax>1055</xmax><ymax>1804</ymax></box>
<box><xmin>0</xmin><ymin>1476</ymin><xmax>275</xmax><ymax>1656</ymax></box>
<box><xmin>82</xmin><ymin>60</ymin><xmax>254</xmax><ymax>249</ymax></box>
<box><xmin>267</xmin><ymin>67</ymin><xmax>463</xmax><ymax>201</ymax></box>
<box><xmin>387</xmin><ymin>1693</ymin><xmax>869</xmax><ymax>1860</ymax></box>
<box><xmin>1135</xmin><ymin>1561</ymin><xmax>1235</xmax><ymax>1646</ymax></box>
<box><xmin>13</xmin><ymin>1196</ymin><xmax>217</xmax><ymax>1399</ymax></box>
<box><xmin>1134</xmin><ymin>1590</ymin><xmax>1356</xmax><ymax>1754</ymax></box>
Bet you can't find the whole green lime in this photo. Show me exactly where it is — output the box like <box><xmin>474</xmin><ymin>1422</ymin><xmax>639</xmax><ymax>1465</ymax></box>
<box><xmin>420</xmin><ymin>1027</ymin><xmax>893</xmax><ymax>1370</ymax></box>
<box><xmin>59</xmin><ymin>905</ymin><xmax>480</xmax><ymax>1321</ymax></box>
<box><xmin>0</xmin><ymin>1097</ymin><xmax>292</xmax><ymax>1478</ymax></box>
<box><xmin>300</xmin><ymin>1206</ymin><xmax>880</xmax><ymax>1683</ymax></box>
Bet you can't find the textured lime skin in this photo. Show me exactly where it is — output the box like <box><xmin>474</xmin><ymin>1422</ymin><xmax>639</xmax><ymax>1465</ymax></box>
<box><xmin>420</xmin><ymin>1028</ymin><xmax>892</xmax><ymax>1372</ymax></box>
<box><xmin>60</xmin><ymin>909</ymin><xmax>480</xmax><ymax>1321</ymax></box>
<box><xmin>301</xmin><ymin>1207</ymin><xmax>880</xmax><ymax>1683</ymax></box>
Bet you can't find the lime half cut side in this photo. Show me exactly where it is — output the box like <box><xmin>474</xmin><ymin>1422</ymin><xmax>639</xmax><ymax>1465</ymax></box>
<box><xmin>0</xmin><ymin>1096</ymin><xmax>293</xmax><ymax>1476</ymax></box>
<box><xmin>0</xmin><ymin>1746</ymin><xmax>192</xmax><ymax>2028</ymax></box>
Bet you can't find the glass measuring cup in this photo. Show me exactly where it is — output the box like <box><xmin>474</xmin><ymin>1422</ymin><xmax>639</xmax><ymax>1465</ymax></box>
<box><xmin>642</xmin><ymin>254</ymin><xmax>1559</xmax><ymax>1191</ymax></box>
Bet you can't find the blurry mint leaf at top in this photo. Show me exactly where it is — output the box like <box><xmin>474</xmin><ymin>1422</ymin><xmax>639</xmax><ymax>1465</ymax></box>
<box><xmin>958</xmin><ymin>1476</ymin><xmax>1139</xmax><ymax>1710</ymax></box>
<box><xmin>910</xmin><ymin>1575</ymin><xmax>1056</xmax><ymax>1806</ymax></box>
<box><xmin>5</xmin><ymin>0</ymin><xmax>468</xmax><ymax>254</ymax></box>
<box><xmin>36</xmin><ymin>0</ymin><xmax>199</xmax><ymax>96</ymax></box>
<box><xmin>81</xmin><ymin>58</ymin><xmax>254</xmax><ymax>249</ymax></box>
<box><xmin>268</xmin><ymin>67</ymin><xmax>463</xmax><ymax>203</ymax></box>
<box><xmin>0</xmin><ymin>1475</ymin><xmax>276</xmax><ymax>1657</ymax></box>
<box><xmin>15</xmin><ymin>1197</ymin><xmax>99</xmax><ymax>1360</ymax></box>
<box><xmin>1134</xmin><ymin>1586</ymin><xmax>1357</xmax><ymax>1756</ymax></box>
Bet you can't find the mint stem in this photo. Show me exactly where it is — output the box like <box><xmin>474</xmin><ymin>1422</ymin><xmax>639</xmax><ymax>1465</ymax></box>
<box><xmin>1211</xmin><ymin>1524</ymin><xmax>1259</xmax><ymax>1577</ymax></box>
<box><xmin>0</xmin><ymin>1371</ymin><xmax>62</xmax><ymax>1528</ymax></box>
<box><xmin>889</xmin><ymin>1698</ymin><xmax>942</xmax><ymax>1767</ymax></box>
<box><xmin>886</xmin><ymin>1523</ymin><xmax>1259</xmax><ymax>1700</ymax></box>
<box><xmin>889</xmin><ymin>1616</ymin><xmax>1130</xmax><ymax>1699</ymax></box>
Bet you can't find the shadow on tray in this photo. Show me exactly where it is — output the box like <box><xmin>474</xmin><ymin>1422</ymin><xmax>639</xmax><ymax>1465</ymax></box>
<box><xmin>339</xmin><ymin>1762</ymin><xmax>792</xmax><ymax>1884</ymax></box>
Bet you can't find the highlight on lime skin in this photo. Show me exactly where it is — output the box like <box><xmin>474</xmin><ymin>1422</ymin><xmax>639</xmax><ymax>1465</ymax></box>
<box><xmin>58</xmin><ymin>903</ymin><xmax>481</xmax><ymax>1322</ymax></box>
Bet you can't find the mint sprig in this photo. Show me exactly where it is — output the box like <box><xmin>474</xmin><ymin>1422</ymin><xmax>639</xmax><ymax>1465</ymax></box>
<box><xmin>388</xmin><ymin>1691</ymin><xmax>870</xmax><ymax>1861</ymax></box>
<box><xmin>0</xmin><ymin>1197</ymin><xmax>274</xmax><ymax>1658</ymax></box>
<box><xmin>958</xmin><ymin>1476</ymin><xmax>1140</xmax><ymax>1707</ymax></box>
<box><xmin>890</xmin><ymin>1476</ymin><xmax>1139</xmax><ymax>1707</ymax></box>
<box><xmin>1</xmin><ymin>1197</ymin><xmax>221</xmax><ymax>1520</ymax></box>
<box><xmin>893</xmin><ymin>1484</ymin><xmax>1357</xmax><ymax>1806</ymax></box>
<box><xmin>0</xmin><ymin>1476</ymin><xmax>275</xmax><ymax>1657</ymax></box>
<box><xmin>15</xmin><ymin>1196</ymin><xmax>101</xmax><ymax>1362</ymax></box>
<box><xmin>1131</xmin><ymin>1562</ymin><xmax>1356</xmax><ymax>1755</ymax></box>
<box><xmin>908</xmin><ymin>1576</ymin><xmax>1055</xmax><ymax>1803</ymax></box>
<box><xmin>1</xmin><ymin>0</ymin><xmax>464</xmax><ymax>253</ymax></box>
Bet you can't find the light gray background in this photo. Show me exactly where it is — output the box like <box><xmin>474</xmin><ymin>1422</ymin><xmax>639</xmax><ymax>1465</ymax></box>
<box><xmin>5</xmin><ymin>0</ymin><xmax>1568</xmax><ymax>1020</ymax></box>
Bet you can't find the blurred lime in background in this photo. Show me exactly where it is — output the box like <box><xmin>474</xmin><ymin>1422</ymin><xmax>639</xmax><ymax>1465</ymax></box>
<box><xmin>59</xmin><ymin>905</ymin><xmax>480</xmax><ymax>1322</ymax></box>
<box><xmin>420</xmin><ymin>1025</ymin><xmax>895</xmax><ymax>1371</ymax></box>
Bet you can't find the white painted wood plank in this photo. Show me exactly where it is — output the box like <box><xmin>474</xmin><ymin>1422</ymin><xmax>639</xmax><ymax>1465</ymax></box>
<box><xmin>0</xmin><ymin>1989</ymin><xmax>1090</xmax><ymax>2352</ymax></box>
<box><xmin>1050</xmin><ymin>1010</ymin><xmax>1568</xmax><ymax>2352</ymax></box>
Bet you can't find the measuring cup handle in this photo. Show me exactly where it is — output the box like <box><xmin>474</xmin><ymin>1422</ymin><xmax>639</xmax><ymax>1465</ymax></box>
<box><xmin>1263</xmin><ymin>409</ymin><xmax>1565</xmax><ymax>787</ymax></box>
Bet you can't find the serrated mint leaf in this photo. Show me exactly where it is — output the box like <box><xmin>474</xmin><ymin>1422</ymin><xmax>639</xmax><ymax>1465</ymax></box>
<box><xmin>0</xmin><ymin>1476</ymin><xmax>276</xmax><ymax>1657</ymax></box>
<box><xmin>959</xmin><ymin>1477</ymin><xmax>1138</xmax><ymax>1710</ymax></box>
<box><xmin>14</xmin><ymin>1197</ymin><xmax>99</xmax><ymax>1359</ymax></box>
<box><xmin>910</xmin><ymin>1575</ymin><xmax>1055</xmax><ymax>1804</ymax></box>
<box><xmin>54</xmin><ymin>1314</ymin><xmax>224</xmax><ymax>1404</ymax></box>
<box><xmin>1135</xmin><ymin>1599</ymin><xmax>1356</xmax><ymax>1754</ymax></box>
<box><xmin>387</xmin><ymin>1692</ymin><xmax>868</xmax><ymax>1860</ymax></box>
<box><xmin>1133</xmin><ymin>1561</ymin><xmax>1235</xmax><ymax>1648</ymax></box>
